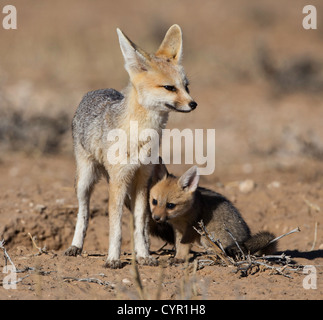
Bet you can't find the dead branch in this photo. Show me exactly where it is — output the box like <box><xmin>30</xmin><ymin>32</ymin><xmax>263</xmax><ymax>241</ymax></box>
<box><xmin>303</xmin><ymin>198</ymin><xmax>320</xmax><ymax>213</ymax></box>
<box><xmin>310</xmin><ymin>222</ymin><xmax>318</xmax><ymax>251</ymax></box>
<box><xmin>194</xmin><ymin>223</ymin><xmax>303</xmax><ymax>278</ymax></box>
<box><xmin>63</xmin><ymin>276</ymin><xmax>113</xmax><ymax>288</ymax></box>
<box><xmin>0</xmin><ymin>239</ymin><xmax>16</xmax><ymax>269</ymax></box>
<box><xmin>268</xmin><ymin>227</ymin><xmax>300</xmax><ymax>245</ymax></box>
<box><xmin>250</xmin><ymin>261</ymin><xmax>292</xmax><ymax>278</ymax></box>
<box><xmin>235</xmin><ymin>254</ymin><xmax>297</xmax><ymax>278</ymax></box>
<box><xmin>224</xmin><ymin>225</ymin><xmax>246</xmax><ymax>259</ymax></box>
<box><xmin>0</xmin><ymin>274</ymin><xmax>30</xmax><ymax>287</ymax></box>
<box><xmin>255</xmin><ymin>253</ymin><xmax>292</xmax><ymax>264</ymax></box>
<box><xmin>28</xmin><ymin>233</ymin><xmax>48</xmax><ymax>255</ymax></box>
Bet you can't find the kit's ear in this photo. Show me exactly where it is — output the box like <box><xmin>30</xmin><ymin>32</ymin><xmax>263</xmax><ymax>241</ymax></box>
<box><xmin>178</xmin><ymin>166</ymin><xmax>199</xmax><ymax>192</ymax></box>
<box><xmin>152</xmin><ymin>162</ymin><xmax>169</xmax><ymax>184</ymax></box>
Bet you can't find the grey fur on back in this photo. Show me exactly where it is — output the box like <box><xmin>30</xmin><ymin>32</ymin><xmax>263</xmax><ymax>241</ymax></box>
<box><xmin>72</xmin><ymin>89</ymin><xmax>124</xmax><ymax>154</ymax></box>
<box><xmin>197</xmin><ymin>186</ymin><xmax>251</xmax><ymax>246</ymax></box>
<box><xmin>197</xmin><ymin>186</ymin><xmax>275</xmax><ymax>255</ymax></box>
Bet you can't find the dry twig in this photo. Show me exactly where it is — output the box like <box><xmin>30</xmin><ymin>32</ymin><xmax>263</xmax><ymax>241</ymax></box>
<box><xmin>303</xmin><ymin>198</ymin><xmax>320</xmax><ymax>251</ymax></box>
<box><xmin>311</xmin><ymin>222</ymin><xmax>318</xmax><ymax>251</ymax></box>
<box><xmin>235</xmin><ymin>254</ymin><xmax>297</xmax><ymax>278</ymax></box>
<box><xmin>303</xmin><ymin>198</ymin><xmax>320</xmax><ymax>214</ymax></box>
<box><xmin>267</xmin><ymin>227</ymin><xmax>300</xmax><ymax>246</ymax></box>
<box><xmin>194</xmin><ymin>222</ymin><xmax>303</xmax><ymax>278</ymax></box>
<box><xmin>63</xmin><ymin>276</ymin><xmax>113</xmax><ymax>288</ymax></box>
<box><xmin>28</xmin><ymin>233</ymin><xmax>48</xmax><ymax>255</ymax></box>
<box><xmin>0</xmin><ymin>239</ymin><xmax>32</xmax><ymax>287</ymax></box>
<box><xmin>0</xmin><ymin>239</ymin><xmax>16</xmax><ymax>269</ymax></box>
<box><xmin>224</xmin><ymin>225</ymin><xmax>246</xmax><ymax>259</ymax></box>
<box><xmin>0</xmin><ymin>274</ymin><xmax>30</xmax><ymax>287</ymax></box>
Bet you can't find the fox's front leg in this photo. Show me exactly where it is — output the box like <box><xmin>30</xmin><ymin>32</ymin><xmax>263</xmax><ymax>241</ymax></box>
<box><xmin>172</xmin><ymin>230</ymin><xmax>192</xmax><ymax>263</ymax></box>
<box><xmin>131</xmin><ymin>167</ymin><xmax>158</xmax><ymax>266</ymax></box>
<box><xmin>104</xmin><ymin>181</ymin><xmax>127</xmax><ymax>269</ymax></box>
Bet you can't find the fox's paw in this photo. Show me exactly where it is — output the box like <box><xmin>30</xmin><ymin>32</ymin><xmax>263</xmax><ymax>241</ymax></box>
<box><xmin>137</xmin><ymin>256</ymin><xmax>159</xmax><ymax>267</ymax></box>
<box><xmin>104</xmin><ymin>259</ymin><xmax>123</xmax><ymax>269</ymax></box>
<box><xmin>64</xmin><ymin>245</ymin><xmax>82</xmax><ymax>256</ymax></box>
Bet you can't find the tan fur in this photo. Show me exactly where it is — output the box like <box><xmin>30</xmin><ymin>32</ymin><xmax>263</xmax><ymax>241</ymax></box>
<box><xmin>149</xmin><ymin>165</ymin><xmax>276</xmax><ymax>262</ymax></box>
<box><xmin>65</xmin><ymin>25</ymin><xmax>197</xmax><ymax>269</ymax></box>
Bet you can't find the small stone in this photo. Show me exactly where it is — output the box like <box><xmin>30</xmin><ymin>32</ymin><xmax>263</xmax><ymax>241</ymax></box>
<box><xmin>239</xmin><ymin>179</ymin><xmax>255</xmax><ymax>193</ymax></box>
<box><xmin>122</xmin><ymin>278</ymin><xmax>131</xmax><ymax>284</ymax></box>
<box><xmin>267</xmin><ymin>181</ymin><xmax>281</xmax><ymax>189</ymax></box>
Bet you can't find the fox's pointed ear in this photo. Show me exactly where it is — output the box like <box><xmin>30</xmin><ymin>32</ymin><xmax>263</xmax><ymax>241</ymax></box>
<box><xmin>117</xmin><ymin>28</ymin><xmax>151</xmax><ymax>74</ymax></box>
<box><xmin>151</xmin><ymin>162</ymin><xmax>169</xmax><ymax>185</ymax></box>
<box><xmin>155</xmin><ymin>24</ymin><xmax>183</xmax><ymax>63</ymax></box>
<box><xmin>178</xmin><ymin>166</ymin><xmax>199</xmax><ymax>192</ymax></box>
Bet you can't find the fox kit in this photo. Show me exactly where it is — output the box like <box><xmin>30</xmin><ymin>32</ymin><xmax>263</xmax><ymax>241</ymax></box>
<box><xmin>64</xmin><ymin>25</ymin><xmax>197</xmax><ymax>268</ymax></box>
<box><xmin>149</xmin><ymin>164</ymin><xmax>276</xmax><ymax>262</ymax></box>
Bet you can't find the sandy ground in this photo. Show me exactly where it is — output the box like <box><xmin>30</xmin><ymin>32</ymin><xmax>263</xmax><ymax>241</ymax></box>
<box><xmin>0</xmin><ymin>154</ymin><xmax>322</xmax><ymax>300</ymax></box>
<box><xmin>0</xmin><ymin>0</ymin><xmax>323</xmax><ymax>300</ymax></box>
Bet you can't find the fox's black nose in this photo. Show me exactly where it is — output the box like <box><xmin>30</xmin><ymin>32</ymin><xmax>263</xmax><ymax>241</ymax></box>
<box><xmin>189</xmin><ymin>101</ymin><xmax>197</xmax><ymax>110</ymax></box>
<box><xmin>153</xmin><ymin>215</ymin><xmax>161</xmax><ymax>222</ymax></box>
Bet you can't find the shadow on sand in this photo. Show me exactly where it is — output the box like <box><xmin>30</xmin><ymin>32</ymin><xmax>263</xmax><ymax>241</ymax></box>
<box><xmin>282</xmin><ymin>249</ymin><xmax>323</xmax><ymax>261</ymax></box>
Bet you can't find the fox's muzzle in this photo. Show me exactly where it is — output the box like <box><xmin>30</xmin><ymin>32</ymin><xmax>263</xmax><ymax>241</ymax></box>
<box><xmin>165</xmin><ymin>100</ymin><xmax>197</xmax><ymax>113</ymax></box>
<box><xmin>152</xmin><ymin>215</ymin><xmax>168</xmax><ymax>223</ymax></box>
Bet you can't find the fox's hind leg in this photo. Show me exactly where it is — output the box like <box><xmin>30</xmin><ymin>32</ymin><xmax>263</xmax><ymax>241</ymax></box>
<box><xmin>65</xmin><ymin>153</ymin><xmax>101</xmax><ymax>256</ymax></box>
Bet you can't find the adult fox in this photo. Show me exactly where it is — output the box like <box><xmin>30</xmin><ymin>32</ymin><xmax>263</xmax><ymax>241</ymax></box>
<box><xmin>65</xmin><ymin>25</ymin><xmax>197</xmax><ymax>268</ymax></box>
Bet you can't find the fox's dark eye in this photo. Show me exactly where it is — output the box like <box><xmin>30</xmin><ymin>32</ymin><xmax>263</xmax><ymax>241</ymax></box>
<box><xmin>166</xmin><ymin>203</ymin><xmax>176</xmax><ymax>209</ymax></box>
<box><xmin>163</xmin><ymin>85</ymin><xmax>177</xmax><ymax>92</ymax></box>
<box><xmin>152</xmin><ymin>199</ymin><xmax>158</xmax><ymax>205</ymax></box>
<box><xmin>185</xmin><ymin>85</ymin><xmax>190</xmax><ymax>93</ymax></box>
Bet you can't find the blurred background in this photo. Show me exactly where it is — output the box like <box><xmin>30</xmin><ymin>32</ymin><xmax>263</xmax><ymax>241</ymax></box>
<box><xmin>0</xmin><ymin>0</ymin><xmax>323</xmax><ymax>178</ymax></box>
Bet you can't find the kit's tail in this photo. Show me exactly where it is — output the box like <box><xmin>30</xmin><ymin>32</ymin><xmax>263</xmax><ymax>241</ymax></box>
<box><xmin>244</xmin><ymin>231</ymin><xmax>277</xmax><ymax>255</ymax></box>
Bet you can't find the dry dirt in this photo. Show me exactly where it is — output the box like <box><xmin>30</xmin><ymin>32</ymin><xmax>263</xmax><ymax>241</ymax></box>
<box><xmin>0</xmin><ymin>154</ymin><xmax>322</xmax><ymax>300</ymax></box>
<box><xmin>0</xmin><ymin>0</ymin><xmax>323</xmax><ymax>300</ymax></box>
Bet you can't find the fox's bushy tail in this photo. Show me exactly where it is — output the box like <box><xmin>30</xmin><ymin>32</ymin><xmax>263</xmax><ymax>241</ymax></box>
<box><xmin>226</xmin><ymin>231</ymin><xmax>276</xmax><ymax>257</ymax></box>
<box><xmin>243</xmin><ymin>231</ymin><xmax>276</xmax><ymax>255</ymax></box>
